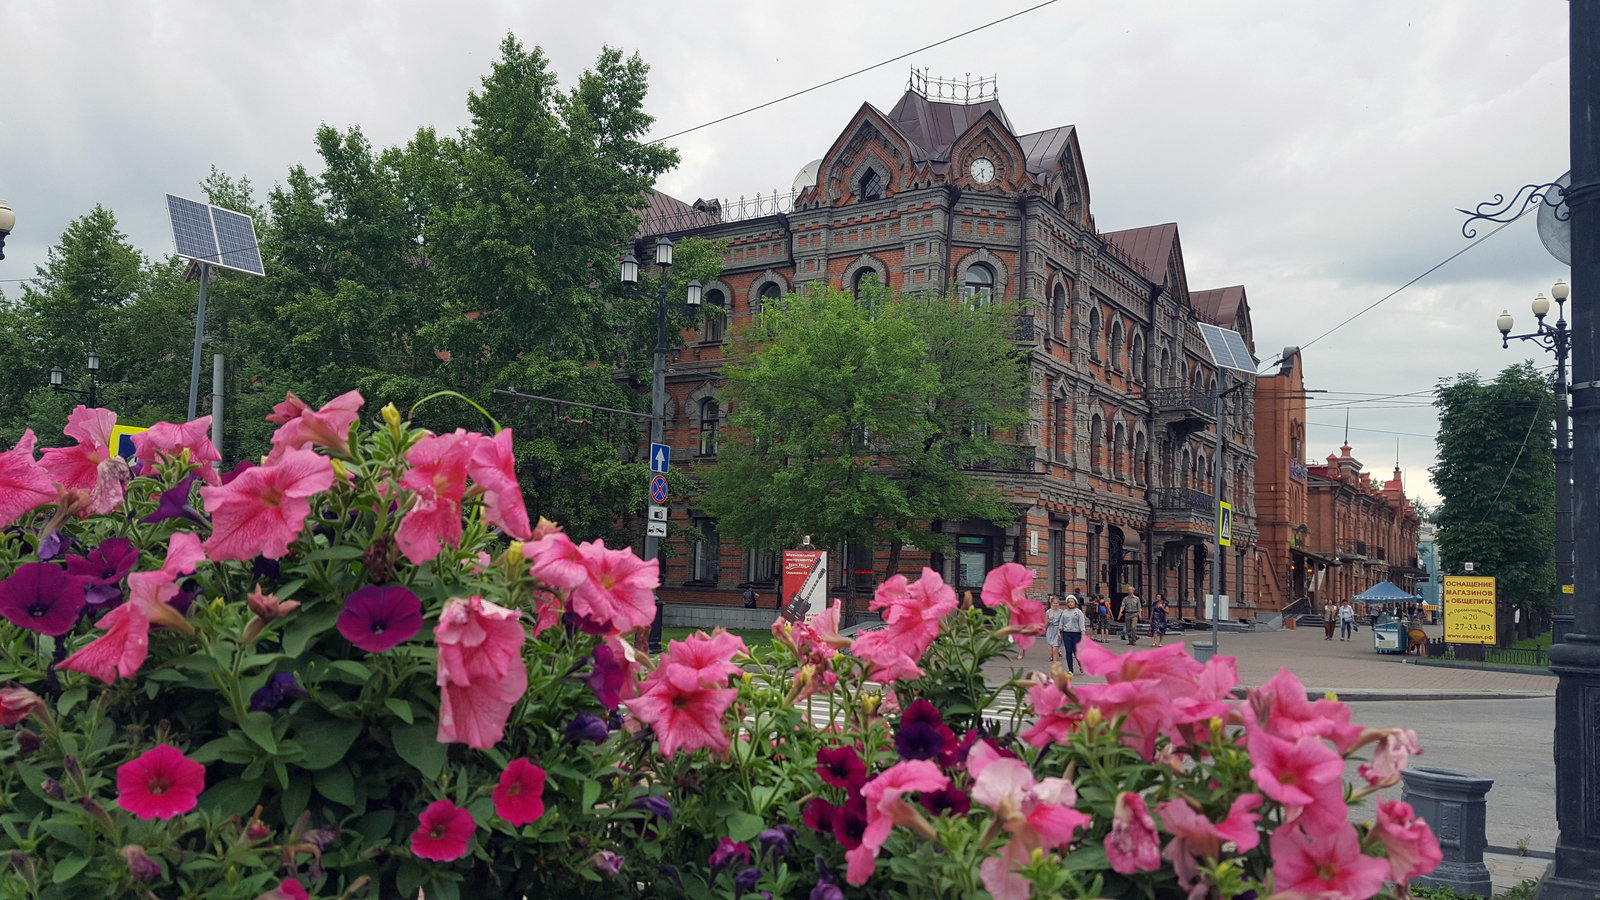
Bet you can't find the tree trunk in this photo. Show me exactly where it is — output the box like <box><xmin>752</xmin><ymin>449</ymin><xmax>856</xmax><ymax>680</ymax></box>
<box><xmin>885</xmin><ymin>537</ymin><xmax>903</xmax><ymax>582</ymax></box>
<box><xmin>845</xmin><ymin>572</ymin><xmax>858</xmax><ymax>628</ymax></box>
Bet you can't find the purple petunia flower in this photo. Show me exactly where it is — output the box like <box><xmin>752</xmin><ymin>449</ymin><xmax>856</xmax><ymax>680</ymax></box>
<box><xmin>566</xmin><ymin>712</ymin><xmax>612</xmax><ymax>745</ymax></box>
<box><xmin>336</xmin><ymin>584</ymin><xmax>424</xmax><ymax>652</ymax></box>
<box><xmin>709</xmin><ymin>837</ymin><xmax>752</xmax><ymax>871</ymax></box>
<box><xmin>733</xmin><ymin>867</ymin><xmax>762</xmax><ymax>899</ymax></box>
<box><xmin>810</xmin><ymin>883</ymin><xmax>844</xmax><ymax>900</ymax></box>
<box><xmin>36</xmin><ymin>531</ymin><xmax>70</xmax><ymax>561</ymax></box>
<box><xmin>629</xmin><ymin>795</ymin><xmax>673</xmax><ymax>823</ymax></box>
<box><xmin>139</xmin><ymin>473</ymin><xmax>206</xmax><ymax>526</ymax></box>
<box><xmin>0</xmin><ymin>562</ymin><xmax>87</xmax><ymax>636</ymax></box>
<box><xmin>220</xmin><ymin>460</ymin><xmax>257</xmax><ymax>485</ymax></box>
<box><xmin>918</xmin><ymin>783</ymin><xmax>971</xmax><ymax>817</ymax></box>
<box><xmin>656</xmin><ymin>865</ymin><xmax>683</xmax><ymax>887</ymax></box>
<box><xmin>589</xmin><ymin>850</ymin><xmax>625</xmax><ymax>877</ymax></box>
<box><xmin>249</xmin><ymin>673</ymin><xmax>309</xmax><ymax>712</ymax></box>
<box><xmin>583</xmin><ymin>644</ymin><xmax>627</xmax><ymax>709</ymax></box>
<box><xmin>64</xmin><ymin>537</ymin><xmax>138</xmax><ymax>608</ymax></box>
<box><xmin>168</xmin><ymin>581</ymin><xmax>202</xmax><ymax>617</ymax></box>
<box><xmin>757</xmin><ymin>826</ymin><xmax>796</xmax><ymax>859</ymax></box>
<box><xmin>895</xmin><ymin>721</ymin><xmax>946</xmax><ymax>761</ymax></box>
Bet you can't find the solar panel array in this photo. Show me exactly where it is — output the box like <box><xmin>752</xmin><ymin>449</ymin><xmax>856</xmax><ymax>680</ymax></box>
<box><xmin>1196</xmin><ymin>322</ymin><xmax>1257</xmax><ymax>375</ymax></box>
<box><xmin>164</xmin><ymin>193</ymin><xmax>265</xmax><ymax>276</ymax></box>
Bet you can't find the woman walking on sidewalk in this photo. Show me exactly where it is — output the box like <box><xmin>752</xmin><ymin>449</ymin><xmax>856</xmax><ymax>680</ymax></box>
<box><xmin>1340</xmin><ymin>600</ymin><xmax>1355</xmax><ymax>640</ymax></box>
<box><xmin>1061</xmin><ymin>595</ymin><xmax>1086</xmax><ymax>673</ymax></box>
<box><xmin>1044</xmin><ymin>596</ymin><xmax>1065</xmax><ymax>664</ymax></box>
<box><xmin>1324</xmin><ymin>601</ymin><xmax>1339</xmax><ymax>641</ymax></box>
<box><xmin>1150</xmin><ymin>594</ymin><xmax>1169</xmax><ymax>648</ymax></box>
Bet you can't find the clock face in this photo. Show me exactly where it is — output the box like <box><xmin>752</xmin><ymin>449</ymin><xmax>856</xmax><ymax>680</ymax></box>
<box><xmin>969</xmin><ymin>157</ymin><xmax>996</xmax><ymax>185</ymax></box>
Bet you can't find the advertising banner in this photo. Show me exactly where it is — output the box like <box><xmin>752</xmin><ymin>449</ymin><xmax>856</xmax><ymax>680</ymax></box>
<box><xmin>781</xmin><ymin>550</ymin><xmax>828</xmax><ymax>622</ymax></box>
<box><xmin>1442</xmin><ymin>575</ymin><xmax>1496</xmax><ymax>644</ymax></box>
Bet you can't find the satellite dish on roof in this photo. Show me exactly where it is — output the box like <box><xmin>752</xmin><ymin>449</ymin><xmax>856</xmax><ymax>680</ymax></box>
<box><xmin>1538</xmin><ymin>170</ymin><xmax>1572</xmax><ymax>266</ymax></box>
<box><xmin>792</xmin><ymin>159</ymin><xmax>822</xmax><ymax>195</ymax></box>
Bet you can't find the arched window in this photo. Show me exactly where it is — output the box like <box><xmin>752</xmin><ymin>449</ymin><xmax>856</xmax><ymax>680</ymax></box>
<box><xmin>1159</xmin><ymin>347</ymin><xmax>1171</xmax><ymax>385</ymax></box>
<box><xmin>1112</xmin><ymin>422</ymin><xmax>1126</xmax><ymax>479</ymax></box>
<box><xmin>1181</xmin><ymin>447</ymin><xmax>1193</xmax><ymax>490</ymax></box>
<box><xmin>702</xmin><ymin>289</ymin><xmax>726</xmax><ymax>342</ymax></box>
<box><xmin>962</xmin><ymin>264</ymin><xmax>994</xmax><ymax>305</ymax></box>
<box><xmin>1054</xmin><ymin>398</ymin><xmax>1071</xmax><ymax>462</ymax></box>
<box><xmin>1178</xmin><ymin>359</ymin><xmax>1188</xmax><ymax>386</ymax></box>
<box><xmin>1090</xmin><ymin>414</ymin><xmax>1104</xmax><ymax>472</ymax></box>
<box><xmin>755</xmin><ymin>281</ymin><xmax>783</xmax><ymax>312</ymax></box>
<box><xmin>1088</xmin><ymin>307</ymin><xmax>1102</xmax><ymax>360</ymax></box>
<box><xmin>699</xmin><ymin>398</ymin><xmax>720</xmax><ymax>456</ymax></box>
<box><xmin>1110</xmin><ymin>320</ymin><xmax>1124</xmax><ymax>370</ymax></box>
<box><xmin>852</xmin><ymin>268</ymin><xmax>880</xmax><ymax>300</ymax></box>
<box><xmin>1134</xmin><ymin>431</ymin><xmax>1148</xmax><ymax>486</ymax></box>
<box><xmin>858</xmin><ymin>168</ymin><xmax>885</xmax><ymax>202</ymax></box>
<box><xmin>1131</xmin><ymin>333</ymin><xmax>1145</xmax><ymax>381</ymax></box>
<box><xmin>1051</xmin><ymin>284</ymin><xmax>1067</xmax><ymax>339</ymax></box>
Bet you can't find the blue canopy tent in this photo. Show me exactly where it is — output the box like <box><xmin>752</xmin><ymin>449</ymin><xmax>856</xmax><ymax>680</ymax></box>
<box><xmin>1353</xmin><ymin>581</ymin><xmax>1423</xmax><ymax>605</ymax></box>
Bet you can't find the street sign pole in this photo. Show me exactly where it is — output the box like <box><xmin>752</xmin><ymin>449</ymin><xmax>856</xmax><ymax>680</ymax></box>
<box><xmin>1209</xmin><ymin>371</ymin><xmax>1230</xmax><ymax>656</ymax></box>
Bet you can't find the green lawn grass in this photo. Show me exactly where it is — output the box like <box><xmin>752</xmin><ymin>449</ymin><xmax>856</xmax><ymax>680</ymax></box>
<box><xmin>660</xmin><ymin>626</ymin><xmax>775</xmax><ymax>653</ymax></box>
<box><xmin>1513</xmin><ymin>631</ymin><xmax>1553</xmax><ymax>652</ymax></box>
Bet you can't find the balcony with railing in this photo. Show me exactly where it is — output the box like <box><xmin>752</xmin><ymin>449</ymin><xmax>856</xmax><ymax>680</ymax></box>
<box><xmin>1151</xmin><ymin>386</ymin><xmax>1214</xmax><ymax>437</ymax></box>
<box><xmin>1152</xmin><ymin>488</ymin><xmax>1215</xmax><ymax>515</ymax></box>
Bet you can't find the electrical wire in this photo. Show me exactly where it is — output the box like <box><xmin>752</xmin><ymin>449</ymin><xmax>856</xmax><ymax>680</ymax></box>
<box><xmin>646</xmin><ymin>0</ymin><xmax>1064</xmax><ymax>145</ymax></box>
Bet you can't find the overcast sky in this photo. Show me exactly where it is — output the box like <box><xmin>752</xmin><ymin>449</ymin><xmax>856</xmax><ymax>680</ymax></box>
<box><xmin>0</xmin><ymin>1</ymin><xmax>1574</xmax><ymax>504</ymax></box>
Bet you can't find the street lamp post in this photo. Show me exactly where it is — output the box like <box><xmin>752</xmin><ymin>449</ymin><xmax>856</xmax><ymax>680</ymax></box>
<box><xmin>0</xmin><ymin>200</ymin><xmax>14</xmax><ymax>261</ymax></box>
<box><xmin>50</xmin><ymin>351</ymin><xmax>102</xmax><ymax>408</ymax></box>
<box><xmin>1495</xmin><ymin>279</ymin><xmax>1574</xmax><ymax>642</ymax></box>
<box><xmin>619</xmin><ymin>238</ymin><xmax>702</xmax><ymax>653</ymax></box>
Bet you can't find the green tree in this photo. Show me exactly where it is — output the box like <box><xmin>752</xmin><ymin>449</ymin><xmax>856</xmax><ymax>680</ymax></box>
<box><xmin>700</xmin><ymin>285</ymin><xmax>1030</xmax><ymax>621</ymax></box>
<box><xmin>1431</xmin><ymin>362</ymin><xmax>1556</xmax><ymax>641</ymax></box>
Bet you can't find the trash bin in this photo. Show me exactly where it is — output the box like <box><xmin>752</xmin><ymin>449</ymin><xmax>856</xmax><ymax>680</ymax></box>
<box><xmin>1191</xmin><ymin>641</ymin><xmax>1214</xmax><ymax>663</ymax></box>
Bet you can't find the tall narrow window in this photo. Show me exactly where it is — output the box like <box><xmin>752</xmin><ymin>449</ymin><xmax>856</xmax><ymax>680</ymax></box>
<box><xmin>1110</xmin><ymin>320</ymin><xmax>1124</xmax><ymax>370</ymax></box>
<box><xmin>692</xmin><ymin>519</ymin><xmax>720</xmax><ymax>583</ymax></box>
<box><xmin>1113</xmin><ymin>422</ymin><xmax>1126</xmax><ymax>479</ymax></box>
<box><xmin>744</xmin><ymin>545</ymin><xmax>778</xmax><ymax>585</ymax></box>
<box><xmin>702</xmin><ymin>289</ymin><xmax>726</xmax><ymax>342</ymax></box>
<box><xmin>962</xmin><ymin>264</ymin><xmax>994</xmax><ymax>305</ymax></box>
<box><xmin>1051</xmin><ymin>284</ymin><xmax>1067</xmax><ymax>339</ymax></box>
<box><xmin>699</xmin><ymin>398</ymin><xmax>719</xmax><ymax>456</ymax></box>
<box><xmin>1054</xmin><ymin>399</ymin><xmax>1071</xmax><ymax>462</ymax></box>
<box><xmin>852</xmin><ymin>268</ymin><xmax>879</xmax><ymax>300</ymax></box>
<box><xmin>1131</xmin><ymin>333</ymin><xmax>1145</xmax><ymax>380</ymax></box>
<box><xmin>1088</xmin><ymin>307</ymin><xmax>1102</xmax><ymax>359</ymax></box>
<box><xmin>1090</xmin><ymin>415</ymin><xmax>1105</xmax><ymax>472</ymax></box>
<box><xmin>1134</xmin><ymin>432</ymin><xmax>1148</xmax><ymax>486</ymax></box>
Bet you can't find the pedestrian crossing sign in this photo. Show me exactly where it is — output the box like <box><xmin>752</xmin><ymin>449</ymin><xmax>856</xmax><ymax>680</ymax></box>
<box><xmin>1218</xmin><ymin>501</ymin><xmax>1233</xmax><ymax>547</ymax></box>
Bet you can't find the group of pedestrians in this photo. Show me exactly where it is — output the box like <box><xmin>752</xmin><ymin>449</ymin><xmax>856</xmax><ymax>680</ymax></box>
<box><xmin>1038</xmin><ymin>588</ymin><xmax>1171</xmax><ymax>673</ymax></box>
<box><xmin>1321</xmin><ymin>600</ymin><xmax>1357</xmax><ymax>640</ymax></box>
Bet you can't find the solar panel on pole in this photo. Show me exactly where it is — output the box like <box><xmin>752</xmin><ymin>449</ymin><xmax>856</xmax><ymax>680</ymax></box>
<box><xmin>210</xmin><ymin>206</ymin><xmax>265</xmax><ymax>276</ymax></box>
<box><xmin>164</xmin><ymin>193</ymin><xmax>265</xmax><ymax>277</ymax></box>
<box><xmin>166</xmin><ymin>194</ymin><xmax>219</xmax><ymax>264</ymax></box>
<box><xmin>1196</xmin><ymin>322</ymin><xmax>1257</xmax><ymax>375</ymax></box>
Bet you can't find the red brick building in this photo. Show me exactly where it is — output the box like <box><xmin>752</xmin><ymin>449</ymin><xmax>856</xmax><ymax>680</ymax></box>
<box><xmin>634</xmin><ymin>74</ymin><xmax>1261</xmax><ymax>617</ymax></box>
<box><xmin>1252</xmin><ymin>348</ymin><xmax>1422</xmax><ymax>612</ymax></box>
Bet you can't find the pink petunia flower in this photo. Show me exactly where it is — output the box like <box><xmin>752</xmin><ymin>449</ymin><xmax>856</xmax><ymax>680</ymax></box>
<box><xmin>132</xmin><ymin>417</ymin><xmax>223</xmax><ymax>484</ymax></box>
<box><xmin>846</xmin><ymin>760</ymin><xmax>949</xmax><ymax>886</ymax></box>
<box><xmin>435</xmin><ymin>596</ymin><xmax>528</xmax><ymax>748</ymax></box>
<box><xmin>493</xmin><ymin>758</ymin><xmax>547</xmax><ymax>827</ymax></box>
<box><xmin>623</xmin><ymin>671</ymin><xmax>738</xmax><ymax>759</ymax></box>
<box><xmin>1372</xmin><ymin>799</ymin><xmax>1443</xmax><ymax>883</ymax></box>
<box><xmin>265</xmin><ymin>389</ymin><xmax>363</xmax><ymax>459</ymax></box>
<box><xmin>1019</xmin><ymin>682</ymin><xmax>1082</xmax><ymax>747</ymax></box>
<box><xmin>1104</xmin><ymin>791</ymin><xmax>1162</xmax><ymax>874</ymax></box>
<box><xmin>396</xmin><ymin>430</ymin><xmax>479</xmax><ymax>564</ymax></box>
<box><xmin>39</xmin><ymin>406</ymin><xmax>116</xmax><ymax>492</ymax></box>
<box><xmin>0</xmin><ymin>686</ymin><xmax>45</xmax><ymax>727</ymax></box>
<box><xmin>62</xmin><ymin>533</ymin><xmax>203</xmax><ymax>683</ymax></box>
<box><xmin>258</xmin><ymin>879</ymin><xmax>310</xmax><ymax>900</ymax></box>
<box><xmin>526</xmin><ymin>531</ymin><xmax>588</xmax><ymax>592</ymax></box>
<box><xmin>468</xmin><ymin>428</ymin><xmax>531</xmax><ymax>539</ymax></box>
<box><xmin>116</xmin><ymin>744</ymin><xmax>205</xmax><ymax>819</ymax></box>
<box><xmin>852</xmin><ymin>568</ymin><xmax>958</xmax><ymax>683</ymax></box>
<box><xmin>642</xmin><ymin>630</ymin><xmax>748</xmax><ymax>693</ymax></box>
<box><xmin>0</xmin><ymin>430</ymin><xmax>58</xmax><ymax>527</ymax></box>
<box><xmin>0</xmin><ymin>562</ymin><xmax>88</xmax><ymax>636</ymax></box>
<box><xmin>1243</xmin><ymin>667</ymin><xmax>1364</xmax><ymax>752</ymax></box>
<box><xmin>1359</xmin><ymin>727</ymin><xmax>1423</xmax><ymax>786</ymax></box>
<box><xmin>1073</xmin><ymin>678</ymin><xmax>1175</xmax><ymax>760</ymax></box>
<box><xmin>200</xmin><ymin>449</ymin><xmax>334</xmax><ymax>561</ymax></box>
<box><xmin>708</xmin><ymin>837</ymin><xmax>752</xmax><ymax>870</ymax></box>
<box><xmin>337</xmin><ymin>584</ymin><xmax>425</xmax><ymax>652</ymax></box>
<box><xmin>968</xmin><ymin>743</ymin><xmax>1092</xmax><ymax>900</ymax></box>
<box><xmin>1246</xmin><ymin>729</ymin><xmax>1346</xmax><ymax>829</ymax></box>
<box><xmin>1157</xmin><ymin>793</ymin><xmax>1263</xmax><ymax>896</ymax></box>
<box><xmin>410</xmin><ymin>798</ymin><xmax>476</xmax><ymax>861</ymax></box>
<box><xmin>1269</xmin><ymin>821</ymin><xmax>1391</xmax><ymax>900</ymax></box>
<box><xmin>567</xmin><ymin>539</ymin><xmax>659</xmax><ymax>634</ymax></box>
<box><xmin>807</xmin><ymin>598</ymin><xmax>855</xmax><ymax>649</ymax></box>
<box><xmin>1075</xmin><ymin>639</ymin><xmax>1209</xmax><ymax>703</ymax></box>
<box><xmin>980</xmin><ymin>563</ymin><xmax>1047</xmax><ymax>651</ymax></box>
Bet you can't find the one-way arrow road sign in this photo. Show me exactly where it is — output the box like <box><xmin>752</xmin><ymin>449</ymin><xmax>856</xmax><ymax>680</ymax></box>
<box><xmin>650</xmin><ymin>443</ymin><xmax>670</xmax><ymax>474</ymax></box>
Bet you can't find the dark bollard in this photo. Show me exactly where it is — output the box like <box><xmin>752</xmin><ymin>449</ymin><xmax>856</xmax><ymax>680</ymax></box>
<box><xmin>1401</xmin><ymin>766</ymin><xmax>1495</xmax><ymax>897</ymax></box>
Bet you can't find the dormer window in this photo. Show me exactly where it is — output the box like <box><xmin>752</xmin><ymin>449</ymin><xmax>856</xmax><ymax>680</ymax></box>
<box><xmin>858</xmin><ymin>168</ymin><xmax>885</xmax><ymax>202</ymax></box>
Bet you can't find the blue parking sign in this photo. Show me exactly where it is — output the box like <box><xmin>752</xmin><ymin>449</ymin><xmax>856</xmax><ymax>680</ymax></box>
<box><xmin>650</xmin><ymin>443</ymin><xmax>670</xmax><ymax>474</ymax></box>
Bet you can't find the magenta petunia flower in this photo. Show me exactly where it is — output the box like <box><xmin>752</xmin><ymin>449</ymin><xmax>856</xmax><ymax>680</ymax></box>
<box><xmin>0</xmin><ymin>430</ymin><xmax>59</xmax><ymax>528</ymax></box>
<box><xmin>492</xmin><ymin>758</ymin><xmax>547</xmax><ymax>827</ymax></box>
<box><xmin>39</xmin><ymin>406</ymin><xmax>116</xmax><ymax>493</ymax></box>
<box><xmin>410</xmin><ymin>798</ymin><xmax>475</xmax><ymax>861</ymax></box>
<box><xmin>396</xmin><ymin>430</ymin><xmax>479</xmax><ymax>565</ymax></box>
<box><xmin>815</xmin><ymin>746</ymin><xmax>867</xmax><ymax>790</ymax></box>
<box><xmin>199</xmin><ymin>449</ymin><xmax>333</xmax><ymax>561</ymax></box>
<box><xmin>0</xmin><ymin>562</ymin><xmax>88</xmax><ymax>636</ymax></box>
<box><xmin>68</xmin><ymin>539</ymin><xmax>137</xmax><ymax>587</ymax></box>
<box><xmin>266</xmin><ymin>390</ymin><xmax>363</xmax><ymax>460</ymax></box>
<box><xmin>337</xmin><ymin>584</ymin><xmax>424</xmax><ymax>652</ymax></box>
<box><xmin>132</xmin><ymin>417</ymin><xmax>223</xmax><ymax>484</ymax></box>
<box><xmin>116</xmin><ymin>744</ymin><xmax>205</xmax><ymax>820</ymax></box>
<box><xmin>467</xmin><ymin>428</ymin><xmax>532</xmax><ymax>540</ymax></box>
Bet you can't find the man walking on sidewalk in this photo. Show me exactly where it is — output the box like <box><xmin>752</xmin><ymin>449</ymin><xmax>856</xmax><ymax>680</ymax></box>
<box><xmin>1323</xmin><ymin>601</ymin><xmax>1338</xmax><ymax>641</ymax></box>
<box><xmin>1121</xmin><ymin>589</ymin><xmax>1143</xmax><ymax>645</ymax></box>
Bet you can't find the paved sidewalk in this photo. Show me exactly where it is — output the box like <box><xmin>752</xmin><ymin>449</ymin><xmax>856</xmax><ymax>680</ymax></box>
<box><xmin>988</xmin><ymin>625</ymin><xmax>1557</xmax><ymax>697</ymax></box>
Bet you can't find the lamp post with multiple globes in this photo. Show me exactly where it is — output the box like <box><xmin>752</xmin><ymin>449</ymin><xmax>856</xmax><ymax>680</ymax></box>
<box><xmin>618</xmin><ymin>237</ymin><xmax>702</xmax><ymax>652</ymax></box>
<box><xmin>1496</xmin><ymin>278</ymin><xmax>1574</xmax><ymax>642</ymax></box>
<box><xmin>49</xmin><ymin>351</ymin><xmax>102</xmax><ymax>408</ymax></box>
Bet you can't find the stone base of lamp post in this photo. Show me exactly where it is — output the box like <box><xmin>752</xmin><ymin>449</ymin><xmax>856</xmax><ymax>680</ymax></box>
<box><xmin>1540</xmin><ymin>637</ymin><xmax>1600</xmax><ymax>899</ymax></box>
<box><xmin>1402</xmin><ymin>767</ymin><xmax>1494</xmax><ymax>898</ymax></box>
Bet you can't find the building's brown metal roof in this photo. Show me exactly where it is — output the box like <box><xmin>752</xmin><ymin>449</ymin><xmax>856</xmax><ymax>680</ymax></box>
<box><xmin>885</xmin><ymin>90</ymin><xmax>1015</xmax><ymax>164</ymax></box>
<box><xmin>1190</xmin><ymin>285</ymin><xmax>1247</xmax><ymax>328</ymax></box>
<box><xmin>636</xmin><ymin>189</ymin><xmax>723</xmax><ymax>238</ymax></box>
<box><xmin>1016</xmin><ymin>126</ymin><xmax>1074</xmax><ymax>178</ymax></box>
<box><xmin>1100</xmin><ymin>223</ymin><xmax>1177</xmax><ymax>282</ymax></box>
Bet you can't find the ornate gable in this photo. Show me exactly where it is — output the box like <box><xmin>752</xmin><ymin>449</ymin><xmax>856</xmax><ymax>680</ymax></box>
<box><xmin>949</xmin><ymin>113</ymin><xmax>1029</xmax><ymax>193</ymax></box>
<box><xmin>813</xmin><ymin>105</ymin><xmax>914</xmax><ymax>207</ymax></box>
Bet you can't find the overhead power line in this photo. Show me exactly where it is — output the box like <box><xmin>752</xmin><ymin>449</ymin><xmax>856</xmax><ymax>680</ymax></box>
<box><xmin>646</xmin><ymin>0</ymin><xmax>1064</xmax><ymax>145</ymax></box>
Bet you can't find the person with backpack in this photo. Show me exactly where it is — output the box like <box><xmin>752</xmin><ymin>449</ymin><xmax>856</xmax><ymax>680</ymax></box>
<box><xmin>743</xmin><ymin>587</ymin><xmax>758</xmax><ymax>609</ymax></box>
<box><xmin>1095</xmin><ymin>595</ymin><xmax>1112</xmax><ymax>643</ymax></box>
